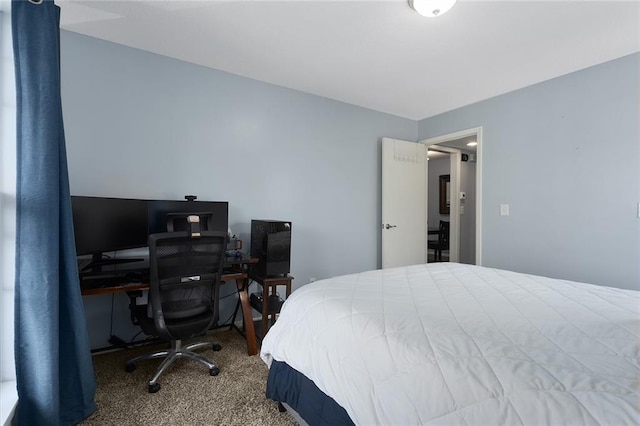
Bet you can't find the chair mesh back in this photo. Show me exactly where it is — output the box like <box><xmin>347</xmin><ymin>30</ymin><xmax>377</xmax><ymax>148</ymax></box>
<box><xmin>439</xmin><ymin>221</ymin><xmax>450</xmax><ymax>247</ymax></box>
<box><xmin>149</xmin><ymin>232</ymin><xmax>226</xmax><ymax>323</ymax></box>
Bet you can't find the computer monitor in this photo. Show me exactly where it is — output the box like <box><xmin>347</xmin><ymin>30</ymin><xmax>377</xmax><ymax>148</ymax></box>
<box><xmin>71</xmin><ymin>196</ymin><xmax>149</xmax><ymax>271</ymax></box>
<box><xmin>147</xmin><ymin>200</ymin><xmax>228</xmax><ymax>235</ymax></box>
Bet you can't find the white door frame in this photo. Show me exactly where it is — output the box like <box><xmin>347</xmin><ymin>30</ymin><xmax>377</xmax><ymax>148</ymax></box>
<box><xmin>421</xmin><ymin>127</ymin><xmax>483</xmax><ymax>265</ymax></box>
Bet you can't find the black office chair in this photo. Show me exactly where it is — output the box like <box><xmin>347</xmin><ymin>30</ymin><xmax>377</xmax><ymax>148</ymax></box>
<box><xmin>428</xmin><ymin>220</ymin><xmax>450</xmax><ymax>262</ymax></box>
<box><xmin>125</xmin><ymin>222</ymin><xmax>227</xmax><ymax>393</ymax></box>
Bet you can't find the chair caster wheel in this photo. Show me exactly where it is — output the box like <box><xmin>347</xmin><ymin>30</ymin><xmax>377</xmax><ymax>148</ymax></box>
<box><xmin>212</xmin><ymin>343</ymin><xmax>222</xmax><ymax>352</ymax></box>
<box><xmin>210</xmin><ymin>367</ymin><xmax>220</xmax><ymax>376</ymax></box>
<box><xmin>148</xmin><ymin>383</ymin><xmax>160</xmax><ymax>393</ymax></box>
<box><xmin>125</xmin><ymin>363</ymin><xmax>136</xmax><ymax>373</ymax></box>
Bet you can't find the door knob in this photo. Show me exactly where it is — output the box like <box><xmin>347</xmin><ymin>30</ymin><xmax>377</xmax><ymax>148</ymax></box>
<box><xmin>384</xmin><ymin>224</ymin><xmax>397</xmax><ymax>230</ymax></box>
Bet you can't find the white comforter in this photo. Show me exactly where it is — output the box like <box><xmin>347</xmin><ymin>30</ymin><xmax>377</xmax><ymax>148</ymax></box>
<box><xmin>261</xmin><ymin>263</ymin><xmax>640</xmax><ymax>425</ymax></box>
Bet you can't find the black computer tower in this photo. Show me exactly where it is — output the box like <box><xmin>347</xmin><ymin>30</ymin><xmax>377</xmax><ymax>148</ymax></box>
<box><xmin>250</xmin><ymin>220</ymin><xmax>292</xmax><ymax>278</ymax></box>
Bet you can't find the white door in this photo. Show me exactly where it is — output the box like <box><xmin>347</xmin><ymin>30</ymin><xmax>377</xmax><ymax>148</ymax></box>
<box><xmin>381</xmin><ymin>137</ymin><xmax>427</xmax><ymax>268</ymax></box>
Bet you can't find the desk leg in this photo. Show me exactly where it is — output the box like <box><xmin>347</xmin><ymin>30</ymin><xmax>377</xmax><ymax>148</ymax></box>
<box><xmin>262</xmin><ymin>283</ymin><xmax>270</xmax><ymax>338</ymax></box>
<box><xmin>236</xmin><ymin>278</ymin><xmax>258</xmax><ymax>356</ymax></box>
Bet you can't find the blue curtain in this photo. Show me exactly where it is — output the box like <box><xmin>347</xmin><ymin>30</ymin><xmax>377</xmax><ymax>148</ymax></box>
<box><xmin>12</xmin><ymin>0</ymin><xmax>96</xmax><ymax>424</ymax></box>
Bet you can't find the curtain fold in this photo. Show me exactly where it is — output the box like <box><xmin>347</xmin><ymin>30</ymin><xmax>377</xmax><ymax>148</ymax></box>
<box><xmin>12</xmin><ymin>0</ymin><xmax>96</xmax><ymax>424</ymax></box>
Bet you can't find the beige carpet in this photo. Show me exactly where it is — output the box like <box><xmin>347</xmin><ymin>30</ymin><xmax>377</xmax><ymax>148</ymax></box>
<box><xmin>82</xmin><ymin>329</ymin><xmax>296</xmax><ymax>426</ymax></box>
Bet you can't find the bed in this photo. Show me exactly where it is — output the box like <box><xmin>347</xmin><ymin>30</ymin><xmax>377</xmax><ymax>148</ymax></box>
<box><xmin>260</xmin><ymin>263</ymin><xmax>639</xmax><ymax>425</ymax></box>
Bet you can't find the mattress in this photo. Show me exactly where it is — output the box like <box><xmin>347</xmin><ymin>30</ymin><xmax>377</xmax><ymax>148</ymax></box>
<box><xmin>261</xmin><ymin>263</ymin><xmax>640</xmax><ymax>425</ymax></box>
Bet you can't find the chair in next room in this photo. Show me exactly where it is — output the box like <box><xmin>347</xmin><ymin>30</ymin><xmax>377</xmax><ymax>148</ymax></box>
<box><xmin>428</xmin><ymin>220</ymin><xmax>450</xmax><ymax>262</ymax></box>
<box><xmin>126</xmin><ymin>216</ymin><xmax>227</xmax><ymax>393</ymax></box>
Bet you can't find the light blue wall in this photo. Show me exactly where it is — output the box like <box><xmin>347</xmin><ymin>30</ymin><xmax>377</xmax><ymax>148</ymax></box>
<box><xmin>419</xmin><ymin>53</ymin><xmax>640</xmax><ymax>290</ymax></box>
<box><xmin>61</xmin><ymin>30</ymin><xmax>638</xmax><ymax>348</ymax></box>
<box><xmin>60</xmin><ymin>31</ymin><xmax>417</xmax><ymax>348</ymax></box>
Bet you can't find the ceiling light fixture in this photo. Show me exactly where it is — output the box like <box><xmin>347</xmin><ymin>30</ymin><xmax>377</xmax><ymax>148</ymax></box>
<box><xmin>409</xmin><ymin>0</ymin><xmax>457</xmax><ymax>18</ymax></box>
<box><xmin>466</xmin><ymin>141</ymin><xmax>478</xmax><ymax>147</ymax></box>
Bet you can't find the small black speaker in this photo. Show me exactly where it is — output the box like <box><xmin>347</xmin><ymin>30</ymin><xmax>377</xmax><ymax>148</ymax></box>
<box><xmin>250</xmin><ymin>220</ymin><xmax>291</xmax><ymax>278</ymax></box>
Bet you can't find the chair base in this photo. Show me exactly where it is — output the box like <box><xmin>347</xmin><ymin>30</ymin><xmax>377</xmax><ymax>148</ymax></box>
<box><xmin>126</xmin><ymin>339</ymin><xmax>222</xmax><ymax>393</ymax></box>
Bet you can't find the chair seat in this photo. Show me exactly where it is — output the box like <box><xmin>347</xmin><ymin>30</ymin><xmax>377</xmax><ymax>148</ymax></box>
<box><xmin>427</xmin><ymin>241</ymin><xmax>443</xmax><ymax>249</ymax></box>
<box><xmin>428</xmin><ymin>240</ymin><xmax>449</xmax><ymax>250</ymax></box>
<box><xmin>135</xmin><ymin>304</ymin><xmax>216</xmax><ymax>340</ymax></box>
<box><xmin>163</xmin><ymin>299</ymin><xmax>208</xmax><ymax>319</ymax></box>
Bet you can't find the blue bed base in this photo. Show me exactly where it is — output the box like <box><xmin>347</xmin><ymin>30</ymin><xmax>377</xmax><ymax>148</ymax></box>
<box><xmin>266</xmin><ymin>360</ymin><xmax>354</xmax><ymax>426</ymax></box>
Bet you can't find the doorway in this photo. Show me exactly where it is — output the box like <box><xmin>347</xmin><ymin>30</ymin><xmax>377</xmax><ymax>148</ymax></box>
<box><xmin>426</xmin><ymin>148</ymin><xmax>451</xmax><ymax>263</ymax></box>
<box><xmin>422</xmin><ymin>127</ymin><xmax>482</xmax><ymax>265</ymax></box>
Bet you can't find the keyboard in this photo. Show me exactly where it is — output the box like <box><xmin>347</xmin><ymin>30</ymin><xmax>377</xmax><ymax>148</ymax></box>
<box><xmin>80</xmin><ymin>273</ymin><xmax>145</xmax><ymax>290</ymax></box>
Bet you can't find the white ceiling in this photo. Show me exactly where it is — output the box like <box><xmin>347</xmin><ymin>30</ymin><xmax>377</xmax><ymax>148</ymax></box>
<box><xmin>58</xmin><ymin>0</ymin><xmax>640</xmax><ymax>120</ymax></box>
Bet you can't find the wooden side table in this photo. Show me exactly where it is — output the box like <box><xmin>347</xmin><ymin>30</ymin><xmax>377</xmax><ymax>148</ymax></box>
<box><xmin>249</xmin><ymin>274</ymin><xmax>293</xmax><ymax>338</ymax></box>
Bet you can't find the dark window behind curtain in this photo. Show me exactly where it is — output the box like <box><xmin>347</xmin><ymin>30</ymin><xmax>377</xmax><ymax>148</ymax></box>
<box><xmin>12</xmin><ymin>0</ymin><xmax>96</xmax><ymax>424</ymax></box>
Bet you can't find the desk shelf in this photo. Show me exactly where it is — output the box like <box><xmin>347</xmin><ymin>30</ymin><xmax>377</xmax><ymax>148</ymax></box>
<box><xmin>249</xmin><ymin>274</ymin><xmax>293</xmax><ymax>339</ymax></box>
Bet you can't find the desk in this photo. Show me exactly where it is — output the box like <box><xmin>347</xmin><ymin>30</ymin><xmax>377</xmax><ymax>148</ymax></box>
<box><xmin>81</xmin><ymin>255</ymin><xmax>260</xmax><ymax>356</ymax></box>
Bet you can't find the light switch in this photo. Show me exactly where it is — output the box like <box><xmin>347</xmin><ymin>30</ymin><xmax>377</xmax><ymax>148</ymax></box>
<box><xmin>500</xmin><ymin>204</ymin><xmax>510</xmax><ymax>216</ymax></box>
